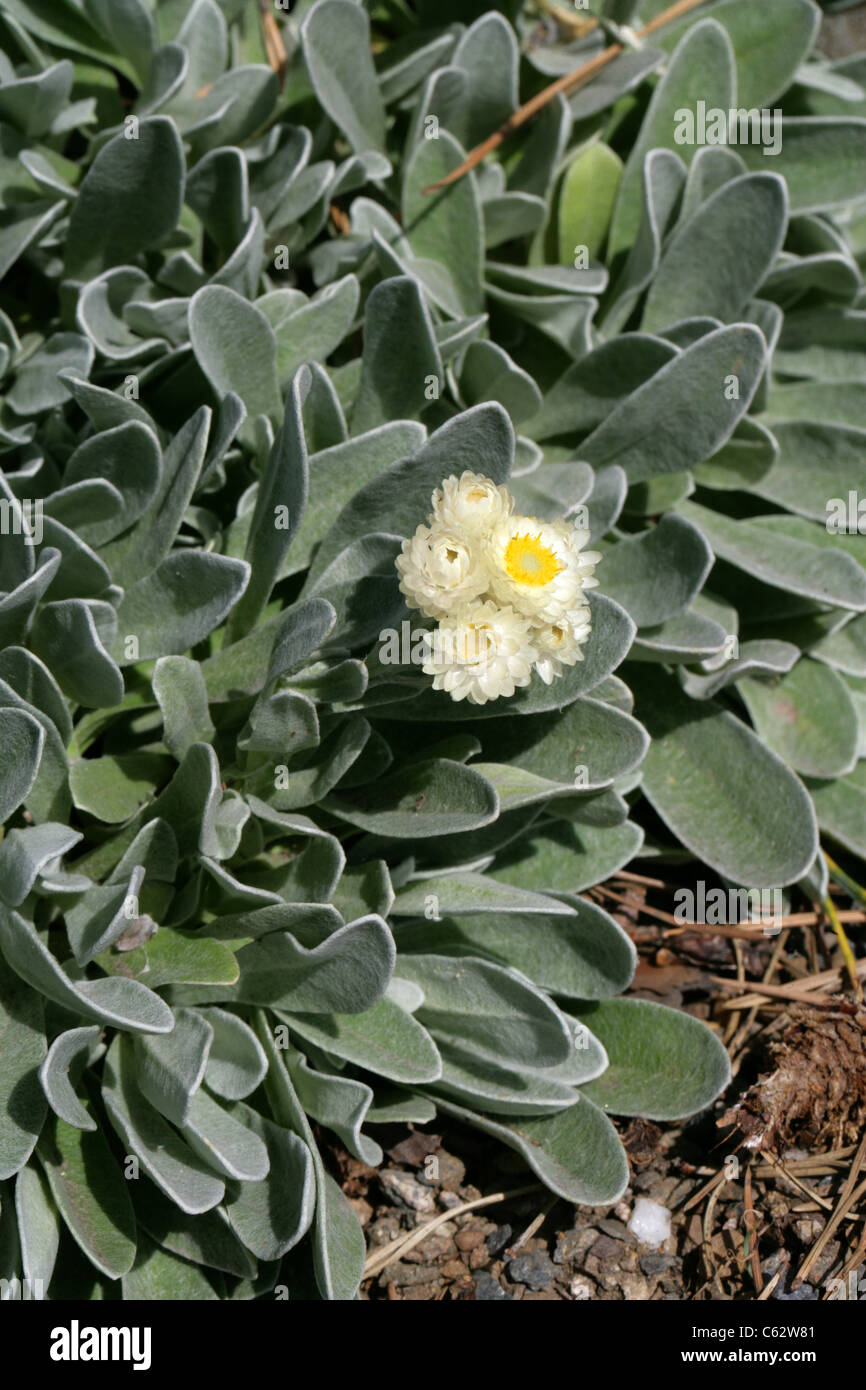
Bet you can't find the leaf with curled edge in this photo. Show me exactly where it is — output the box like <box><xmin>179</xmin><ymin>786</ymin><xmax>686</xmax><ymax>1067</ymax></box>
<box><xmin>102</xmin><ymin>1036</ymin><xmax>226</xmax><ymax>1216</ymax></box>
<box><xmin>39</xmin><ymin>1026</ymin><xmax>101</xmax><ymax>1132</ymax></box>
<box><xmin>0</xmin><ymin>905</ymin><xmax>174</xmax><ymax>1035</ymax></box>
<box><xmin>0</xmin><ymin>707</ymin><xmax>45</xmax><ymax>824</ymax></box>
<box><xmin>0</xmin><ymin>953</ymin><xmax>46</xmax><ymax>1181</ymax></box>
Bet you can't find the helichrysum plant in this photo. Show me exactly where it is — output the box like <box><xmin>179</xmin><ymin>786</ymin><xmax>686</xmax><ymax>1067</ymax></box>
<box><xmin>396</xmin><ymin>471</ymin><xmax>599</xmax><ymax>702</ymax></box>
<box><xmin>0</xmin><ymin>0</ymin><xmax>863</xmax><ymax>1300</ymax></box>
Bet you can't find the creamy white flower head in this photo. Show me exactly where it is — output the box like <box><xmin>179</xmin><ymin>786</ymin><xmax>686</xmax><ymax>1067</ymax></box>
<box><xmin>485</xmin><ymin>514</ymin><xmax>601</xmax><ymax>622</ymax></box>
<box><xmin>531</xmin><ymin>608</ymin><xmax>592</xmax><ymax>686</ymax></box>
<box><xmin>421</xmin><ymin>600</ymin><xmax>537</xmax><ymax>705</ymax></box>
<box><xmin>396</xmin><ymin>522</ymin><xmax>489</xmax><ymax>618</ymax></box>
<box><xmin>430</xmin><ymin>471</ymin><xmax>514</xmax><ymax>537</ymax></box>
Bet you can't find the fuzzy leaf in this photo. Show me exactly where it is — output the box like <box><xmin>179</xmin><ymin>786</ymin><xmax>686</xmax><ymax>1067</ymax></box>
<box><xmin>65</xmin><ymin>117</ymin><xmax>184</xmax><ymax>279</ymax></box>
<box><xmin>283</xmin><ymin>998</ymin><xmax>442</xmax><ymax>1085</ymax></box>
<box><xmin>580</xmin><ymin>326</ymin><xmax>767</xmax><ymax>482</ymax></box>
<box><xmin>402</xmin><ymin>131</ymin><xmax>485</xmax><ymax>317</ymax></box>
<box><xmin>199</xmin><ymin>1009</ymin><xmax>268</xmax><ymax>1101</ymax></box>
<box><xmin>327</xmin><ymin>758</ymin><xmax>499</xmax><ymax>839</ymax></box>
<box><xmin>103</xmin><ymin>1037</ymin><xmax>225</xmax><ymax>1215</ymax></box>
<box><xmin>301</xmin><ymin>0</ymin><xmax>386</xmax><ymax>154</ymax></box>
<box><xmin>112</xmin><ymin>552</ymin><xmax>250</xmax><ymax>663</ymax></box>
<box><xmin>739</xmin><ymin>658</ymin><xmax>860</xmax><ymax>779</ymax></box>
<box><xmin>153</xmin><ymin>657</ymin><xmax>215</xmax><ymax>760</ymax></box>
<box><xmin>134</xmin><ymin>1008</ymin><xmax>214</xmax><ymax>1128</ymax></box>
<box><xmin>396</xmin><ymin>898</ymin><xmax>636</xmax><ymax>1001</ymax></box>
<box><xmin>37</xmin><ymin>1113</ymin><xmax>137</xmax><ymax>1279</ymax></box>
<box><xmin>227</xmin><ymin>370</ymin><xmax>309</xmax><ymax>639</ymax></box>
<box><xmin>0</xmin><ymin>708</ymin><xmax>44</xmax><ymax>824</ymax></box>
<box><xmin>633</xmin><ymin>666</ymin><xmax>818</xmax><ymax>887</ymax></box>
<box><xmin>38</xmin><ymin>1027</ymin><xmax>100</xmax><ymax>1132</ymax></box>
<box><xmin>229</xmin><ymin>916</ymin><xmax>395</xmax><ymax>1014</ymax></box>
<box><xmin>575</xmin><ymin>998</ymin><xmax>731</xmax><ymax>1120</ymax></box>
<box><xmin>436</xmin><ymin>1094</ymin><xmax>629</xmax><ymax>1206</ymax></box>
<box><xmin>351</xmin><ymin>277</ymin><xmax>442</xmax><ymax>434</ymax></box>
<box><xmin>15</xmin><ymin>1162</ymin><xmax>61</xmax><ymax>1292</ymax></box>
<box><xmin>608</xmin><ymin>20</ymin><xmax>736</xmax><ymax>260</ymax></box>
<box><xmin>189</xmin><ymin>285</ymin><xmax>281</xmax><ymax>425</ymax></box>
<box><xmin>0</xmin><ymin>905</ymin><xmax>175</xmax><ymax>1035</ymax></box>
<box><xmin>395</xmin><ymin>954</ymin><xmax>572</xmax><ymax>1069</ymax></box>
<box><xmin>642</xmin><ymin>174</ymin><xmax>788</xmax><ymax>331</ymax></box>
<box><xmin>225</xmin><ymin>1106</ymin><xmax>315</xmax><ymax>1261</ymax></box>
<box><xmin>0</xmin><ymin>955</ymin><xmax>46</xmax><ymax>1180</ymax></box>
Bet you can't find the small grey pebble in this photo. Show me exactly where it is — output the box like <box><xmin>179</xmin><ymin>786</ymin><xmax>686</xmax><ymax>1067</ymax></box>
<box><xmin>597</xmin><ymin>1217</ymin><xmax>632</xmax><ymax>1241</ymax></box>
<box><xmin>772</xmin><ymin>1270</ymin><xmax>819</xmax><ymax>1301</ymax></box>
<box><xmin>474</xmin><ymin>1271</ymin><xmax>511</xmax><ymax>1301</ymax></box>
<box><xmin>439</xmin><ymin>1190</ymin><xmax>463</xmax><ymax>1211</ymax></box>
<box><xmin>640</xmin><ymin>1254</ymin><xmax>679</xmax><ymax>1277</ymax></box>
<box><xmin>379</xmin><ymin>1170</ymin><xmax>435</xmax><ymax>1214</ymax></box>
<box><xmin>508</xmin><ymin>1250</ymin><xmax>556</xmax><ymax>1290</ymax></box>
<box><xmin>486</xmin><ymin>1224</ymin><xmax>512</xmax><ymax>1256</ymax></box>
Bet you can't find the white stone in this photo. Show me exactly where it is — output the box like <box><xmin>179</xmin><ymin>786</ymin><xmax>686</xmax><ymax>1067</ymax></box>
<box><xmin>627</xmin><ymin>1196</ymin><xmax>672</xmax><ymax>1250</ymax></box>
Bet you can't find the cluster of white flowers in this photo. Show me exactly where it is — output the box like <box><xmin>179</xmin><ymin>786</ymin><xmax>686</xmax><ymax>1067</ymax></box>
<box><xmin>396</xmin><ymin>472</ymin><xmax>601</xmax><ymax>705</ymax></box>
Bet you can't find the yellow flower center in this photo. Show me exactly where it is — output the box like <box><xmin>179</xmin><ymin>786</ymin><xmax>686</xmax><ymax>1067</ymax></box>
<box><xmin>504</xmin><ymin>532</ymin><xmax>562</xmax><ymax>587</ymax></box>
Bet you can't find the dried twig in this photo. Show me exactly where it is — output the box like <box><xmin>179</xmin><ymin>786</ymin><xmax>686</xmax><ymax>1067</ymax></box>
<box><xmin>598</xmin><ymin>882</ymin><xmax>866</xmax><ymax>937</ymax></box>
<box><xmin>761</xmin><ymin>1149</ymin><xmax>834</xmax><ymax>1213</ymax></box>
<box><xmin>753</xmin><ymin>1145</ymin><xmax>855</xmax><ymax>1179</ymax></box>
<box><xmin>744</xmin><ymin>1164</ymin><xmax>763</xmax><ymax>1293</ymax></box>
<box><xmin>701</xmin><ymin>1177</ymin><xmax>725</xmax><ymax>1293</ymax></box>
<box><xmin>259</xmin><ymin>0</ymin><xmax>289</xmax><ymax>88</ymax></box>
<box><xmin>680</xmin><ymin>1166</ymin><xmax>729</xmax><ymax>1214</ymax></box>
<box><xmin>612</xmin><ymin>869</ymin><xmax>667</xmax><ymax>890</ymax></box>
<box><xmin>833</xmin><ymin>1220</ymin><xmax>866</xmax><ymax>1294</ymax></box>
<box><xmin>422</xmin><ymin>0</ymin><xmax>709</xmax><ymax>193</ymax></box>
<box><xmin>758</xmin><ymin>1263</ymin><xmax>787</xmax><ymax>1300</ymax></box>
<box><xmin>729</xmin><ymin>930</ymin><xmax>789</xmax><ymax>1075</ymax></box>
<box><xmin>506</xmin><ymin>1193</ymin><xmax>559</xmax><ymax>1257</ymax></box>
<box><xmin>363</xmin><ymin>1183</ymin><xmax>541</xmax><ymax>1279</ymax></box>
<box><xmin>666</xmin><ymin>909</ymin><xmax>866</xmax><ymax>940</ymax></box>
<box><xmin>596</xmin><ymin>885</ymin><xmax>680</xmax><ymax>926</ymax></box>
<box><xmin>713</xmin><ymin>956</ymin><xmax>866</xmax><ymax>1011</ymax></box>
<box><xmin>795</xmin><ymin>1133</ymin><xmax>866</xmax><ymax>1286</ymax></box>
<box><xmin>723</xmin><ymin>938</ymin><xmax>746</xmax><ymax>1047</ymax></box>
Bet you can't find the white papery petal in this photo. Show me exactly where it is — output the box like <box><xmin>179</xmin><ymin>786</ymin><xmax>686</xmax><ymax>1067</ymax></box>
<box><xmin>422</xmin><ymin>600</ymin><xmax>538</xmax><ymax>704</ymax></box>
<box><xmin>430</xmin><ymin>472</ymin><xmax>513</xmax><ymax>536</ymax></box>
<box><xmin>531</xmin><ymin>610</ymin><xmax>592</xmax><ymax>685</ymax></box>
<box><xmin>396</xmin><ymin>523</ymin><xmax>489</xmax><ymax>618</ymax></box>
<box><xmin>396</xmin><ymin>476</ymin><xmax>602</xmax><ymax>703</ymax></box>
<box><xmin>485</xmin><ymin>515</ymin><xmax>598</xmax><ymax>621</ymax></box>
